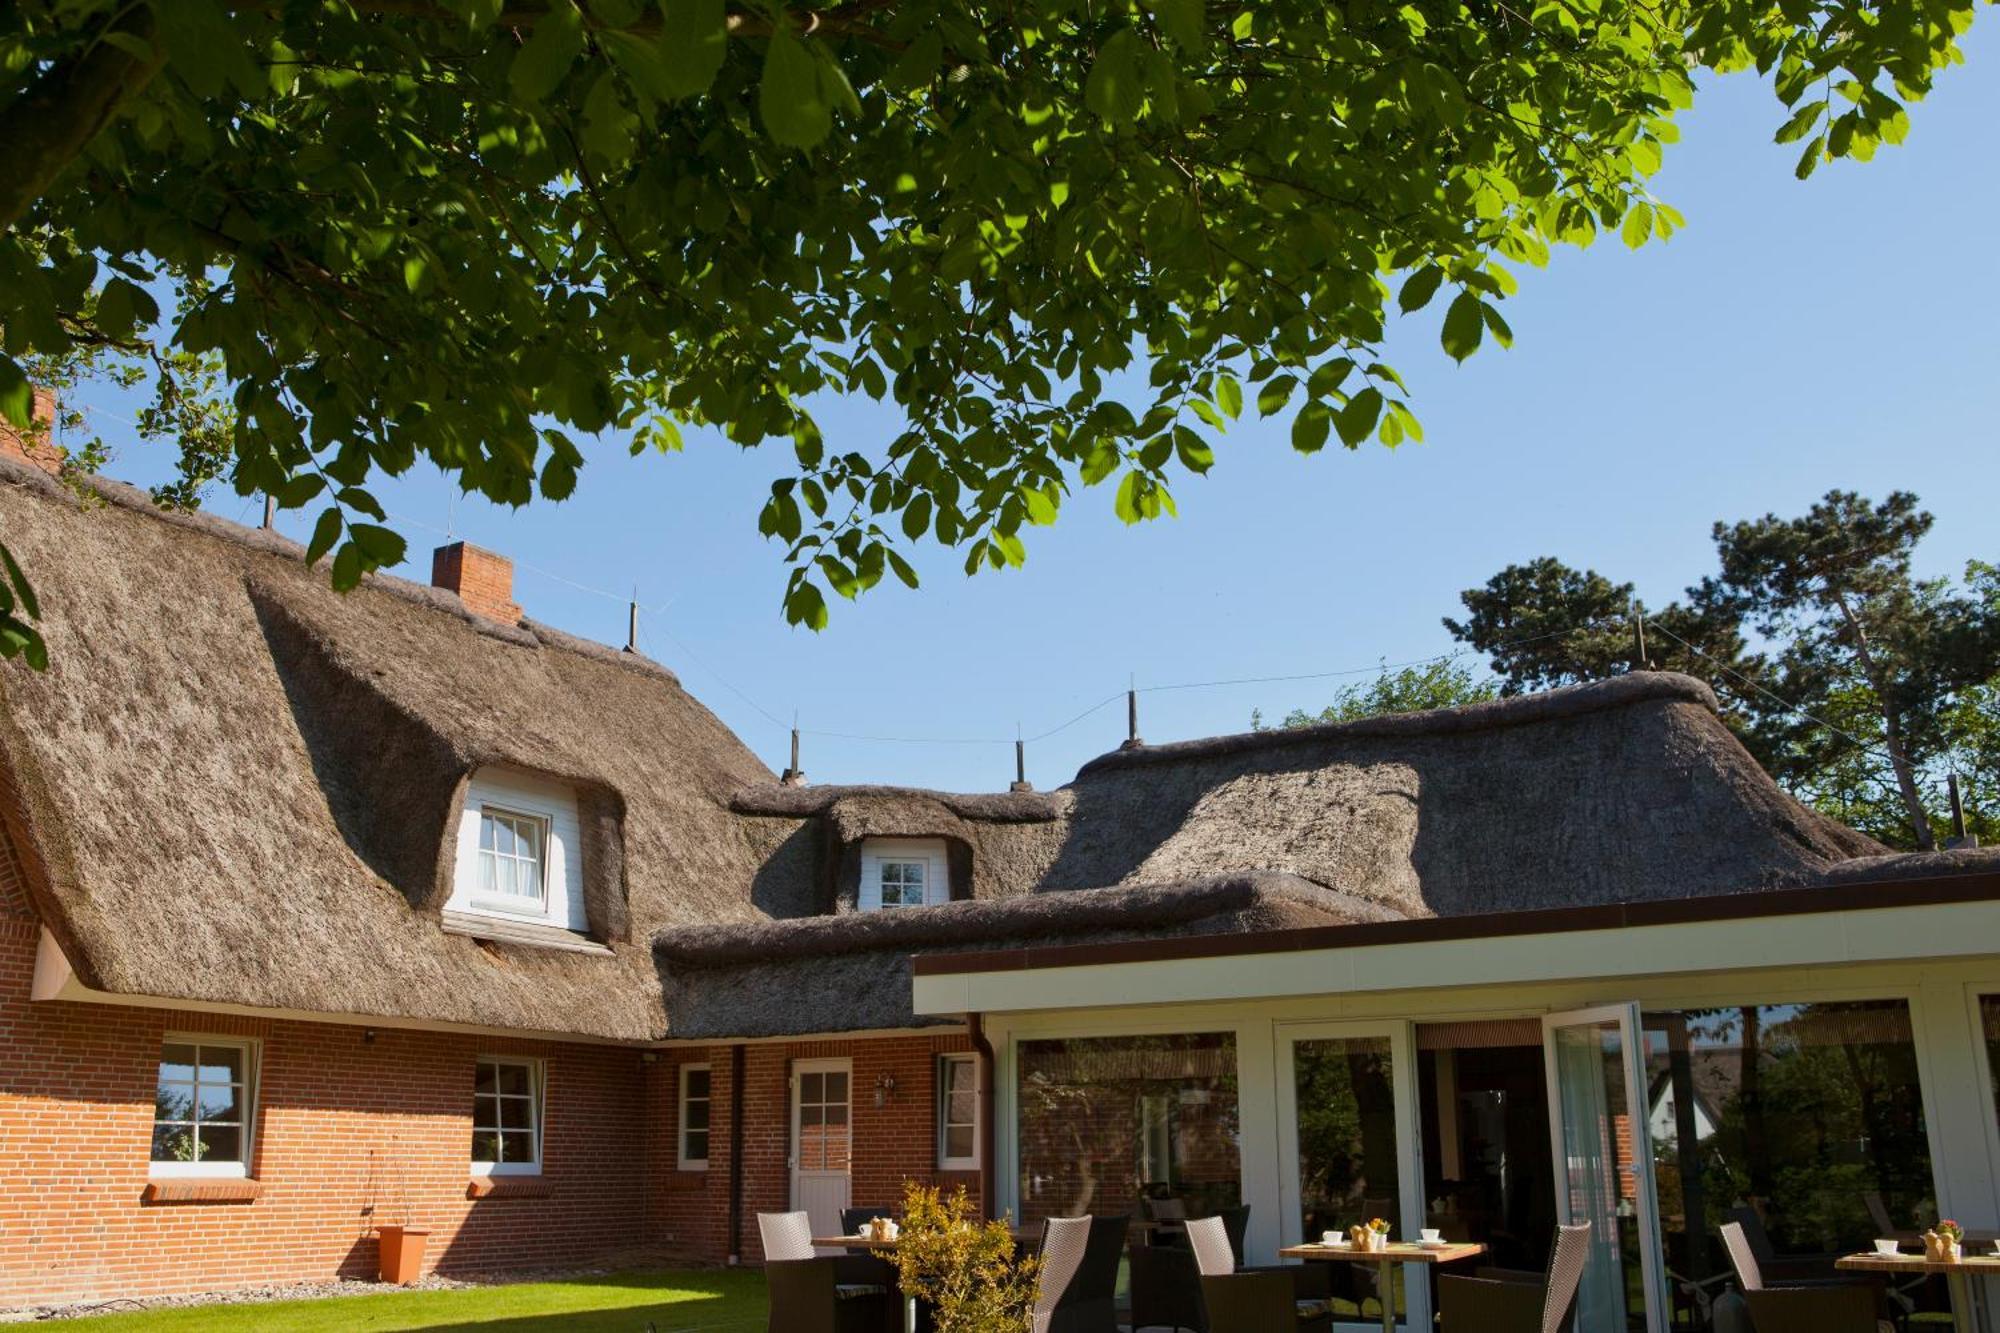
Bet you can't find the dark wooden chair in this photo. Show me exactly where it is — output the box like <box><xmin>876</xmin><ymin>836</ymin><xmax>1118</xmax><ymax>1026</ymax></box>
<box><xmin>1031</xmin><ymin>1214</ymin><xmax>1127</xmax><ymax>1333</ymax></box>
<box><xmin>1186</xmin><ymin>1215</ymin><xmax>1333</xmax><ymax>1333</ymax></box>
<box><xmin>758</xmin><ymin>1210</ymin><xmax>895</xmax><ymax>1333</ymax></box>
<box><xmin>1720</xmin><ymin>1221</ymin><xmax>1892</xmax><ymax>1333</ymax></box>
<box><xmin>1435</xmin><ymin>1220</ymin><xmax>1591</xmax><ymax>1333</ymax></box>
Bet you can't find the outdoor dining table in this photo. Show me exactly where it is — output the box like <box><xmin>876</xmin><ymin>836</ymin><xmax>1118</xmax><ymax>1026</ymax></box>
<box><xmin>1278</xmin><ymin>1240</ymin><xmax>1486</xmax><ymax>1333</ymax></box>
<box><xmin>1836</xmin><ymin>1248</ymin><xmax>2000</xmax><ymax>1332</ymax></box>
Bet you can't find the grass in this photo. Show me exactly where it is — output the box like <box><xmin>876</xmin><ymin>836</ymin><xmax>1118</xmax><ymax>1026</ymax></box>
<box><xmin>59</xmin><ymin>1268</ymin><xmax>768</xmax><ymax>1332</ymax></box>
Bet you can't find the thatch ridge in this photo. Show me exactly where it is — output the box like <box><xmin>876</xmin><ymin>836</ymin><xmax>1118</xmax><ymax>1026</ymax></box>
<box><xmin>1076</xmin><ymin>672</ymin><xmax>1720</xmax><ymax>775</ymax></box>
<box><xmin>655</xmin><ymin>872</ymin><xmax>1403</xmax><ymax>965</ymax></box>
<box><xmin>1814</xmin><ymin>846</ymin><xmax>2000</xmax><ymax>885</ymax></box>
<box><xmin>5</xmin><ymin>458</ymin><xmax>684</xmax><ymax>687</ymax></box>
<box><xmin>731</xmin><ymin>783</ymin><xmax>1065</xmax><ymax>822</ymax></box>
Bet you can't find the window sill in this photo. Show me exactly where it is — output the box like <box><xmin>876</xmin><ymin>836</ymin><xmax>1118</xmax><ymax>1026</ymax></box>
<box><xmin>467</xmin><ymin>1177</ymin><xmax>552</xmax><ymax>1200</ymax></box>
<box><xmin>143</xmin><ymin>1179</ymin><xmax>263</xmax><ymax>1205</ymax></box>
<box><xmin>442</xmin><ymin>910</ymin><xmax>611</xmax><ymax>955</ymax></box>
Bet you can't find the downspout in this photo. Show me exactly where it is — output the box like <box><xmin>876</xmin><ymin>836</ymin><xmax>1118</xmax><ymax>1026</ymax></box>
<box><xmin>726</xmin><ymin>1042</ymin><xmax>746</xmax><ymax>1263</ymax></box>
<box><xmin>968</xmin><ymin>1012</ymin><xmax>997</xmax><ymax>1221</ymax></box>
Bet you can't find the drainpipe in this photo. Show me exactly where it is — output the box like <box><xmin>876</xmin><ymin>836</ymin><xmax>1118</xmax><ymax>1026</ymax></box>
<box><xmin>726</xmin><ymin>1043</ymin><xmax>746</xmax><ymax>1263</ymax></box>
<box><xmin>968</xmin><ymin>1012</ymin><xmax>997</xmax><ymax>1222</ymax></box>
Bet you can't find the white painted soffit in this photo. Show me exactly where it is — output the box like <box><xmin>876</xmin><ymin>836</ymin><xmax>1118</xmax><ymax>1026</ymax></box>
<box><xmin>911</xmin><ymin>897</ymin><xmax>2000</xmax><ymax>1017</ymax></box>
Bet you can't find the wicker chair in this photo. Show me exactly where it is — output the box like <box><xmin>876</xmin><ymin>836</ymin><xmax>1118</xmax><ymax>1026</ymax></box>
<box><xmin>1031</xmin><ymin>1214</ymin><xmax>1126</xmax><ymax>1333</ymax></box>
<box><xmin>1719</xmin><ymin>1221</ymin><xmax>1892</xmax><ymax>1333</ymax></box>
<box><xmin>1186</xmin><ymin>1215</ymin><xmax>1334</xmax><ymax>1333</ymax></box>
<box><xmin>1129</xmin><ymin>1241</ymin><xmax>1204</xmax><ymax>1333</ymax></box>
<box><xmin>758</xmin><ymin>1210</ymin><xmax>895</xmax><ymax>1333</ymax></box>
<box><xmin>1435</xmin><ymin>1221</ymin><xmax>1591</xmax><ymax>1333</ymax></box>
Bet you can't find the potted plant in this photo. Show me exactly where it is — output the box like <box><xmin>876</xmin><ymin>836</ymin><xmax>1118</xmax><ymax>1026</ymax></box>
<box><xmin>894</xmin><ymin>1183</ymin><xmax>1038</xmax><ymax>1333</ymax></box>
<box><xmin>373</xmin><ymin>1146</ymin><xmax>430</xmax><ymax>1284</ymax></box>
<box><xmin>1349</xmin><ymin>1218</ymin><xmax>1391</xmax><ymax>1252</ymax></box>
<box><xmin>1925</xmin><ymin>1219</ymin><xmax>1964</xmax><ymax>1262</ymax></box>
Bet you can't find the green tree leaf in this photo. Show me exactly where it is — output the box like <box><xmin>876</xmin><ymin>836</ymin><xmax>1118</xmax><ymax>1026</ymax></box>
<box><xmin>1440</xmin><ymin>292</ymin><xmax>1484</xmax><ymax>362</ymax></box>
<box><xmin>761</xmin><ymin>28</ymin><xmax>831</xmax><ymax>147</ymax></box>
<box><xmin>1292</xmin><ymin>402</ymin><xmax>1332</xmax><ymax>454</ymax></box>
<box><xmin>1335</xmin><ymin>387</ymin><xmax>1383</xmax><ymax>447</ymax></box>
<box><xmin>1398</xmin><ymin>266</ymin><xmax>1444</xmax><ymax>313</ymax></box>
<box><xmin>508</xmin><ymin>2</ymin><xmax>585</xmax><ymax>102</ymax></box>
<box><xmin>0</xmin><ymin>356</ymin><xmax>30</xmax><ymax>429</ymax></box>
<box><xmin>1084</xmin><ymin>28</ymin><xmax>1145</xmax><ymax>124</ymax></box>
<box><xmin>655</xmin><ymin>0</ymin><xmax>728</xmax><ymax>97</ymax></box>
<box><xmin>1148</xmin><ymin>0</ymin><xmax>1206</xmax><ymax>52</ymax></box>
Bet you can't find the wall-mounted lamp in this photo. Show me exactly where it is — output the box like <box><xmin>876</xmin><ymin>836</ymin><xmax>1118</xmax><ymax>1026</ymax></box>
<box><xmin>873</xmin><ymin>1073</ymin><xmax>897</xmax><ymax>1108</ymax></box>
<box><xmin>362</xmin><ymin>1028</ymin><xmax>377</xmax><ymax>1044</ymax></box>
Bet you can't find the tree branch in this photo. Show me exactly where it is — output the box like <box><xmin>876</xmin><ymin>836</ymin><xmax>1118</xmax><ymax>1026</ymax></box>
<box><xmin>0</xmin><ymin>6</ymin><xmax>166</xmax><ymax>233</ymax></box>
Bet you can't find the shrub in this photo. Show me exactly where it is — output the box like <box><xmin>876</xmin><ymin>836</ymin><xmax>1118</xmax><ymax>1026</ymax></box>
<box><xmin>893</xmin><ymin>1182</ymin><xmax>1039</xmax><ymax>1333</ymax></box>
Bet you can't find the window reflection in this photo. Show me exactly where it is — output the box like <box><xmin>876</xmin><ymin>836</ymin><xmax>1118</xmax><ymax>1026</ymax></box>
<box><xmin>1645</xmin><ymin>1000</ymin><xmax>1936</xmax><ymax>1308</ymax></box>
<box><xmin>1016</xmin><ymin>1033</ymin><xmax>1239</xmax><ymax>1228</ymax></box>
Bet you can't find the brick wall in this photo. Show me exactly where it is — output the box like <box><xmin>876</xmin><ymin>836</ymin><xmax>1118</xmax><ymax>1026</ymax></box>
<box><xmin>0</xmin><ymin>920</ymin><xmax>656</xmax><ymax>1307</ymax></box>
<box><xmin>429</xmin><ymin>542</ymin><xmax>521</xmax><ymax>625</ymax></box>
<box><xmin>0</xmin><ymin>902</ymin><xmax>986</xmax><ymax>1303</ymax></box>
<box><xmin>654</xmin><ymin>1033</ymin><xmax>979</xmax><ymax>1263</ymax></box>
<box><xmin>0</xmin><ymin>387</ymin><xmax>62</xmax><ymax>477</ymax></box>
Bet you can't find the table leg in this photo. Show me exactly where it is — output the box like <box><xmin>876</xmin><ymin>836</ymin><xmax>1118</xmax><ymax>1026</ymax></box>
<box><xmin>1380</xmin><ymin>1258</ymin><xmax>1395</xmax><ymax>1333</ymax></box>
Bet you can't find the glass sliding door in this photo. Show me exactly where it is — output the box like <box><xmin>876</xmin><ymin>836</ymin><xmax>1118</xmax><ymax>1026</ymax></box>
<box><xmin>1542</xmin><ymin>1006</ymin><xmax>1666</xmax><ymax>1333</ymax></box>
<box><xmin>1279</xmin><ymin>1023</ymin><xmax>1426</xmax><ymax>1330</ymax></box>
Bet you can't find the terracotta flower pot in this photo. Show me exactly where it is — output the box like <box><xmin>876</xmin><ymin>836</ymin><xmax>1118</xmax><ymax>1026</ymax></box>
<box><xmin>376</xmin><ymin>1223</ymin><xmax>431</xmax><ymax>1284</ymax></box>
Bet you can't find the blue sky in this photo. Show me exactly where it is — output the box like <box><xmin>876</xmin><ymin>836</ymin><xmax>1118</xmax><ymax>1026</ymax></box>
<box><xmin>86</xmin><ymin>26</ymin><xmax>1999</xmax><ymax>791</ymax></box>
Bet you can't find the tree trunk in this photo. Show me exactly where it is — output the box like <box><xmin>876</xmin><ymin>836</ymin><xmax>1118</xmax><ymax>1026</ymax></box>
<box><xmin>0</xmin><ymin>7</ymin><xmax>165</xmax><ymax>234</ymax></box>
<box><xmin>1833</xmin><ymin>593</ymin><xmax>1936</xmax><ymax>851</ymax></box>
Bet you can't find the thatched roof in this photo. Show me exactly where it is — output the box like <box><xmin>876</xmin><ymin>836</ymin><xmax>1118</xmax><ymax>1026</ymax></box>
<box><xmin>656</xmin><ymin>873</ymin><xmax>1397</xmax><ymax>1038</ymax></box>
<box><xmin>0</xmin><ymin>456</ymin><xmax>1972</xmax><ymax>1043</ymax></box>
<box><xmin>0</xmin><ymin>461</ymin><xmax>778</xmax><ymax>1042</ymax></box>
<box><xmin>657</xmin><ymin>672</ymin><xmax>1909</xmax><ymax>1035</ymax></box>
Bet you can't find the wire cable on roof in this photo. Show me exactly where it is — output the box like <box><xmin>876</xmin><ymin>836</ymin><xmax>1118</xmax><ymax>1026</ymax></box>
<box><xmin>1641</xmin><ymin>617</ymin><xmax>1896</xmax><ymax>763</ymax></box>
<box><xmin>339</xmin><ymin>509</ymin><xmax>1891</xmax><ymax>770</ymax></box>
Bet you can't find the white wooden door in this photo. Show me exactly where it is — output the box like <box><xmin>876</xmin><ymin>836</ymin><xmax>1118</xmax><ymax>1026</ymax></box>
<box><xmin>791</xmin><ymin>1058</ymin><xmax>852</xmax><ymax>1249</ymax></box>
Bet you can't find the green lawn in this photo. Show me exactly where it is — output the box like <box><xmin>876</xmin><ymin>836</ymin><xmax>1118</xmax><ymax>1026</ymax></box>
<box><xmin>62</xmin><ymin>1268</ymin><xmax>767</xmax><ymax>1332</ymax></box>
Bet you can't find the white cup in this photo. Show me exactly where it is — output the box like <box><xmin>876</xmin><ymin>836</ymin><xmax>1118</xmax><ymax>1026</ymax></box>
<box><xmin>1874</xmin><ymin>1239</ymin><xmax>1901</xmax><ymax>1257</ymax></box>
<box><xmin>1321</xmin><ymin>1231</ymin><xmax>1341</xmax><ymax>1246</ymax></box>
<box><xmin>1421</xmin><ymin>1228</ymin><xmax>1443</xmax><ymax>1244</ymax></box>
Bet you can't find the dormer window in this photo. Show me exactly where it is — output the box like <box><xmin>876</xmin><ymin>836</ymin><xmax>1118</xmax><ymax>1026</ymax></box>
<box><xmin>448</xmin><ymin>768</ymin><xmax>586</xmax><ymax>934</ymax></box>
<box><xmin>477</xmin><ymin>807</ymin><xmax>547</xmax><ymax>911</ymax></box>
<box><xmin>859</xmin><ymin>838</ymin><xmax>950</xmax><ymax>911</ymax></box>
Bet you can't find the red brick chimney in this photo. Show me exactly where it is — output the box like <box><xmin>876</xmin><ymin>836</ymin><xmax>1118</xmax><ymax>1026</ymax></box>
<box><xmin>431</xmin><ymin>541</ymin><xmax>521</xmax><ymax>625</ymax></box>
<box><xmin>0</xmin><ymin>387</ymin><xmax>65</xmax><ymax>477</ymax></box>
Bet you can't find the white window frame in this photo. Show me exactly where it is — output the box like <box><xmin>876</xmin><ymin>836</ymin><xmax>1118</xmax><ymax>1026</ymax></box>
<box><xmin>678</xmin><ymin>1063</ymin><xmax>712</xmax><ymax>1172</ymax></box>
<box><xmin>859</xmin><ymin>838</ymin><xmax>950</xmax><ymax>912</ymax></box>
<box><xmin>149</xmin><ymin>1035</ymin><xmax>258</xmax><ymax>1180</ymax></box>
<box><xmin>938</xmin><ymin>1052</ymin><xmax>981</xmax><ymax>1170</ymax></box>
<box><xmin>448</xmin><ymin>768</ymin><xmax>589</xmax><ymax>934</ymax></box>
<box><xmin>471</xmin><ymin>1055</ymin><xmax>545</xmax><ymax>1177</ymax></box>
<box><xmin>472</xmin><ymin>804</ymin><xmax>551</xmax><ymax>917</ymax></box>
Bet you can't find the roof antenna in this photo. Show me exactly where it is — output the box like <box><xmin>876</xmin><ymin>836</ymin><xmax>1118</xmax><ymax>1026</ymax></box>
<box><xmin>1946</xmin><ymin>773</ymin><xmax>1979</xmax><ymax>849</ymax></box>
<box><xmin>261</xmin><ymin>493</ymin><xmax>275</xmax><ymax>530</ymax></box>
<box><xmin>625</xmin><ymin>588</ymin><xmax>639</xmax><ymax>654</ymax></box>
<box><xmin>1011</xmin><ymin>727</ymin><xmax>1033</xmax><ymax>792</ymax></box>
<box><xmin>1632</xmin><ymin>601</ymin><xmax>1652</xmax><ymax>672</ymax></box>
<box><xmin>1121</xmin><ymin>674</ymin><xmax>1144</xmax><ymax>751</ymax></box>
<box><xmin>781</xmin><ymin>712</ymin><xmax>806</xmax><ymax>787</ymax></box>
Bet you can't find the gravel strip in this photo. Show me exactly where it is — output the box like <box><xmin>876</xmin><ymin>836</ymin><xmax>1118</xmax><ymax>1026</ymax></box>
<box><xmin>5</xmin><ymin>1265</ymin><xmax>650</xmax><ymax>1322</ymax></box>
